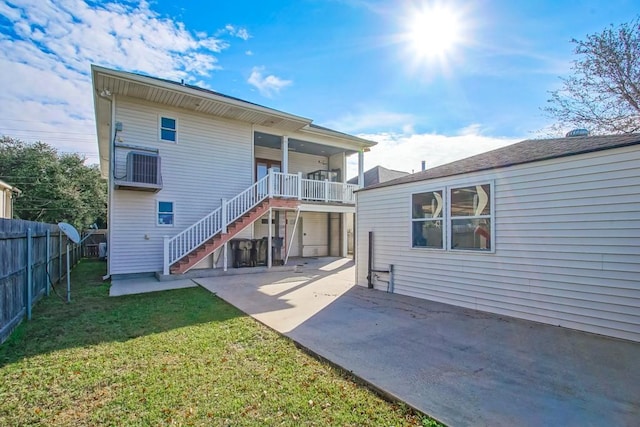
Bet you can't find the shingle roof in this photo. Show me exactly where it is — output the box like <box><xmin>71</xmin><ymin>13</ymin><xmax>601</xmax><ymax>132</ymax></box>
<box><xmin>361</xmin><ymin>133</ymin><xmax>640</xmax><ymax>191</ymax></box>
<box><xmin>347</xmin><ymin>165</ymin><xmax>410</xmax><ymax>187</ymax></box>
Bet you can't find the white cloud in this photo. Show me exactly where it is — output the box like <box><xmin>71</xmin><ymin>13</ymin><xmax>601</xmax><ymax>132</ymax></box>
<box><xmin>247</xmin><ymin>66</ymin><xmax>292</xmax><ymax>97</ymax></box>
<box><xmin>345</xmin><ymin>130</ymin><xmax>521</xmax><ymax>180</ymax></box>
<box><xmin>324</xmin><ymin>111</ymin><xmax>416</xmax><ymax>133</ymax></box>
<box><xmin>222</xmin><ymin>24</ymin><xmax>251</xmax><ymax>41</ymax></box>
<box><xmin>0</xmin><ymin>0</ymin><xmax>241</xmax><ymax>164</ymax></box>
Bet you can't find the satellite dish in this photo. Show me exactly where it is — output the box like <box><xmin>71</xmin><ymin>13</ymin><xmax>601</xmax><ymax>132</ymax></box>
<box><xmin>58</xmin><ymin>222</ymin><xmax>81</xmax><ymax>244</ymax></box>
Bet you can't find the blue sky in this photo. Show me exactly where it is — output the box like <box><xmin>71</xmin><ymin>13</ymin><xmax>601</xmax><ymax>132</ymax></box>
<box><xmin>0</xmin><ymin>0</ymin><xmax>637</xmax><ymax>177</ymax></box>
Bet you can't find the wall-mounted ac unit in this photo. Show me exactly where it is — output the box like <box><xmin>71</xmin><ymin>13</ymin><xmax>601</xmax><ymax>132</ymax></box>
<box><xmin>126</xmin><ymin>151</ymin><xmax>162</xmax><ymax>185</ymax></box>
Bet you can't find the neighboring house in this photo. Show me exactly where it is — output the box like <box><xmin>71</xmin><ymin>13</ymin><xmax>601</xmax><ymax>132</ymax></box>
<box><xmin>356</xmin><ymin>134</ymin><xmax>640</xmax><ymax>342</ymax></box>
<box><xmin>347</xmin><ymin>165</ymin><xmax>410</xmax><ymax>187</ymax></box>
<box><xmin>92</xmin><ymin>65</ymin><xmax>376</xmax><ymax>278</ymax></box>
<box><xmin>345</xmin><ymin>165</ymin><xmax>409</xmax><ymax>254</ymax></box>
<box><xmin>0</xmin><ymin>179</ymin><xmax>20</xmax><ymax>219</ymax></box>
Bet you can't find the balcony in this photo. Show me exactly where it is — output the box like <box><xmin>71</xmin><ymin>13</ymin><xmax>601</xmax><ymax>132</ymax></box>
<box><xmin>269</xmin><ymin>171</ymin><xmax>358</xmax><ymax>204</ymax></box>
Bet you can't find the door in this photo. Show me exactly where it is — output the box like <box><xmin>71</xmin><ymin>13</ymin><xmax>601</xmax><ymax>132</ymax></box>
<box><xmin>285</xmin><ymin>211</ymin><xmax>302</xmax><ymax>258</ymax></box>
<box><xmin>255</xmin><ymin>158</ymin><xmax>281</xmax><ymax>181</ymax></box>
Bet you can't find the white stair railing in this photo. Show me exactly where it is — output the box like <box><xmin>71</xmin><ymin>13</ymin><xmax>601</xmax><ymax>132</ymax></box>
<box><xmin>163</xmin><ymin>169</ymin><xmax>359</xmax><ymax>274</ymax></box>
<box><xmin>164</xmin><ymin>175</ymin><xmax>269</xmax><ymax>274</ymax></box>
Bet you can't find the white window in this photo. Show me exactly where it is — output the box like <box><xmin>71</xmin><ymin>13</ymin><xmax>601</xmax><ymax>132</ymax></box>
<box><xmin>449</xmin><ymin>183</ymin><xmax>492</xmax><ymax>251</ymax></box>
<box><xmin>157</xmin><ymin>201</ymin><xmax>174</xmax><ymax>226</ymax></box>
<box><xmin>411</xmin><ymin>190</ymin><xmax>444</xmax><ymax>249</ymax></box>
<box><xmin>410</xmin><ymin>182</ymin><xmax>494</xmax><ymax>252</ymax></box>
<box><xmin>159</xmin><ymin>116</ymin><xmax>177</xmax><ymax>143</ymax></box>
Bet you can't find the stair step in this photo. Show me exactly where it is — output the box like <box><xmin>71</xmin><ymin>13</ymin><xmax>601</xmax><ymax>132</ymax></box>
<box><xmin>171</xmin><ymin>197</ymin><xmax>302</xmax><ymax>274</ymax></box>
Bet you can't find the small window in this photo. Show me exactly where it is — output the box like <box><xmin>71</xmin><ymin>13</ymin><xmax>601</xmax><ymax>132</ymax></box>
<box><xmin>450</xmin><ymin>184</ymin><xmax>492</xmax><ymax>251</ymax></box>
<box><xmin>411</xmin><ymin>190</ymin><xmax>444</xmax><ymax>249</ymax></box>
<box><xmin>158</xmin><ymin>201</ymin><xmax>174</xmax><ymax>226</ymax></box>
<box><xmin>160</xmin><ymin>116</ymin><xmax>177</xmax><ymax>142</ymax></box>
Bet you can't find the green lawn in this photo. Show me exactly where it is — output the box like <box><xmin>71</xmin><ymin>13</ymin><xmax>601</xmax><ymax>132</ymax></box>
<box><xmin>0</xmin><ymin>260</ymin><xmax>441</xmax><ymax>426</ymax></box>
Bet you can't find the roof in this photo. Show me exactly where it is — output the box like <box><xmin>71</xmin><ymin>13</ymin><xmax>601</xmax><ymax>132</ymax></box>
<box><xmin>347</xmin><ymin>165</ymin><xmax>410</xmax><ymax>187</ymax></box>
<box><xmin>92</xmin><ymin>65</ymin><xmax>377</xmax><ymax>177</ymax></box>
<box><xmin>362</xmin><ymin>133</ymin><xmax>640</xmax><ymax>191</ymax></box>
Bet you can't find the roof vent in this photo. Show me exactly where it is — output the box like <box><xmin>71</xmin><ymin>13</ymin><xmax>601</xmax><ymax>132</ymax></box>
<box><xmin>565</xmin><ymin>128</ymin><xmax>589</xmax><ymax>137</ymax></box>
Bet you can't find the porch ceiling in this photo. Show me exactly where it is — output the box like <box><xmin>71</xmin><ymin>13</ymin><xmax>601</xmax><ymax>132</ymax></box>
<box><xmin>255</xmin><ymin>132</ymin><xmax>357</xmax><ymax>157</ymax></box>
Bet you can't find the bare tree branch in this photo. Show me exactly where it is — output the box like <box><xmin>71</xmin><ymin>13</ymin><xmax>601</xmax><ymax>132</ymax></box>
<box><xmin>544</xmin><ymin>17</ymin><xmax>640</xmax><ymax>134</ymax></box>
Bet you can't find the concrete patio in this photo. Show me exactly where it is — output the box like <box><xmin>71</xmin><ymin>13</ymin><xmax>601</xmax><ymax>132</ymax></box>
<box><xmin>192</xmin><ymin>258</ymin><xmax>640</xmax><ymax>427</ymax></box>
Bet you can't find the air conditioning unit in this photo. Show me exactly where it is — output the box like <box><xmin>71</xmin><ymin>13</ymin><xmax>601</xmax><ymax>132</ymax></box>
<box><xmin>126</xmin><ymin>151</ymin><xmax>162</xmax><ymax>185</ymax></box>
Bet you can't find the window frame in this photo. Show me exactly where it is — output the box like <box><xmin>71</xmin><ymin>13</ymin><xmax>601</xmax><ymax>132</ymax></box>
<box><xmin>157</xmin><ymin>200</ymin><xmax>175</xmax><ymax>227</ymax></box>
<box><xmin>159</xmin><ymin>115</ymin><xmax>178</xmax><ymax>143</ymax></box>
<box><xmin>409</xmin><ymin>188</ymin><xmax>446</xmax><ymax>250</ymax></box>
<box><xmin>447</xmin><ymin>181</ymin><xmax>495</xmax><ymax>253</ymax></box>
<box><xmin>408</xmin><ymin>180</ymin><xmax>495</xmax><ymax>254</ymax></box>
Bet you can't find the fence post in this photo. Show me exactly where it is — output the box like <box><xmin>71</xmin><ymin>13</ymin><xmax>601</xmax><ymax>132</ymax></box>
<box><xmin>45</xmin><ymin>229</ymin><xmax>51</xmax><ymax>296</ymax></box>
<box><xmin>221</xmin><ymin>198</ymin><xmax>228</xmax><ymax>234</ymax></box>
<box><xmin>297</xmin><ymin>172</ymin><xmax>303</xmax><ymax>200</ymax></box>
<box><xmin>66</xmin><ymin>243</ymin><xmax>71</xmax><ymax>303</ymax></box>
<box><xmin>58</xmin><ymin>230</ymin><xmax>63</xmax><ymax>284</ymax></box>
<box><xmin>26</xmin><ymin>228</ymin><xmax>33</xmax><ymax>320</ymax></box>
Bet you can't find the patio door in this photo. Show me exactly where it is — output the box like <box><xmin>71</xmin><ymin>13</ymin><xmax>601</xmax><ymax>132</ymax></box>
<box><xmin>255</xmin><ymin>158</ymin><xmax>281</xmax><ymax>181</ymax></box>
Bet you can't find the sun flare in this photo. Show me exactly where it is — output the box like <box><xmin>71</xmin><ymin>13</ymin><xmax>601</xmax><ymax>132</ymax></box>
<box><xmin>406</xmin><ymin>5</ymin><xmax>462</xmax><ymax>59</ymax></box>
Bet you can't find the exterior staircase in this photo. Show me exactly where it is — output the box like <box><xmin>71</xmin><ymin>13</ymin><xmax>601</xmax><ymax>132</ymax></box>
<box><xmin>169</xmin><ymin>197</ymin><xmax>299</xmax><ymax>274</ymax></box>
<box><xmin>163</xmin><ymin>170</ymin><xmax>358</xmax><ymax>275</ymax></box>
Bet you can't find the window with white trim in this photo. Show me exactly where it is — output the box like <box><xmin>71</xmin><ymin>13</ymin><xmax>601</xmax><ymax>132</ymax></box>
<box><xmin>160</xmin><ymin>116</ymin><xmax>177</xmax><ymax>142</ymax></box>
<box><xmin>411</xmin><ymin>190</ymin><xmax>444</xmax><ymax>248</ymax></box>
<box><xmin>449</xmin><ymin>184</ymin><xmax>492</xmax><ymax>251</ymax></box>
<box><xmin>157</xmin><ymin>201</ymin><xmax>174</xmax><ymax>226</ymax></box>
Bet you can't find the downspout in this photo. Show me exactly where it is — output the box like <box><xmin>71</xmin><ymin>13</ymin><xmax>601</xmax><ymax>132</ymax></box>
<box><xmin>107</xmin><ymin>93</ymin><xmax>116</xmax><ymax>278</ymax></box>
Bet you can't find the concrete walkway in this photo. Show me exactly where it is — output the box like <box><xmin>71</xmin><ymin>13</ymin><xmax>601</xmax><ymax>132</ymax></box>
<box><xmin>194</xmin><ymin>259</ymin><xmax>640</xmax><ymax>427</ymax></box>
<box><xmin>110</xmin><ymin>276</ymin><xmax>197</xmax><ymax>296</ymax></box>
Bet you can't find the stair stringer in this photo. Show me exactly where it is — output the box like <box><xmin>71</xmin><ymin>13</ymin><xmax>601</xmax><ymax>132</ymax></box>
<box><xmin>170</xmin><ymin>198</ymin><xmax>299</xmax><ymax>274</ymax></box>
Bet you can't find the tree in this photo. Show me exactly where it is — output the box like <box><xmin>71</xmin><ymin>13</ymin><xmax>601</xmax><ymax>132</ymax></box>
<box><xmin>545</xmin><ymin>17</ymin><xmax>640</xmax><ymax>134</ymax></box>
<box><xmin>0</xmin><ymin>136</ymin><xmax>107</xmax><ymax>228</ymax></box>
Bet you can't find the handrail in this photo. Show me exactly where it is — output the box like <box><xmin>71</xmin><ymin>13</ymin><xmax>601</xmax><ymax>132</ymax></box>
<box><xmin>164</xmin><ymin>175</ymin><xmax>269</xmax><ymax>273</ymax></box>
<box><xmin>163</xmin><ymin>170</ymin><xmax>359</xmax><ymax>274</ymax></box>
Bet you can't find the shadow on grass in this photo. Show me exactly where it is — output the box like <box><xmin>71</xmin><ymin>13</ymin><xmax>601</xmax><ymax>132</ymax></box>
<box><xmin>0</xmin><ymin>259</ymin><xmax>242</xmax><ymax>367</ymax></box>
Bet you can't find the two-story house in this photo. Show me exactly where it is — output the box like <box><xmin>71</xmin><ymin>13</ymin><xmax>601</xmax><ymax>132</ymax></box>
<box><xmin>92</xmin><ymin>65</ymin><xmax>376</xmax><ymax>278</ymax></box>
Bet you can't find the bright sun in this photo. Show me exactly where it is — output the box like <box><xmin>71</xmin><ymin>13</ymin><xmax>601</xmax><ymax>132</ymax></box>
<box><xmin>406</xmin><ymin>5</ymin><xmax>462</xmax><ymax>59</ymax></box>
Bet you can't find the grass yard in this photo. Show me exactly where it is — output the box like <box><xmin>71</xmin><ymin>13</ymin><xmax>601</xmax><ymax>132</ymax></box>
<box><xmin>0</xmin><ymin>260</ymin><xmax>441</xmax><ymax>426</ymax></box>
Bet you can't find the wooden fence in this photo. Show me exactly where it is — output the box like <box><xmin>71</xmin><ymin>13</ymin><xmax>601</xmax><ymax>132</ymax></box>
<box><xmin>0</xmin><ymin>219</ymin><xmax>82</xmax><ymax>344</ymax></box>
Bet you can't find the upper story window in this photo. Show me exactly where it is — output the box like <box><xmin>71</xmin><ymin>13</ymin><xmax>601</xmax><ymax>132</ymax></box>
<box><xmin>450</xmin><ymin>184</ymin><xmax>492</xmax><ymax>251</ymax></box>
<box><xmin>411</xmin><ymin>190</ymin><xmax>444</xmax><ymax>249</ymax></box>
<box><xmin>160</xmin><ymin>116</ymin><xmax>177</xmax><ymax>143</ymax></box>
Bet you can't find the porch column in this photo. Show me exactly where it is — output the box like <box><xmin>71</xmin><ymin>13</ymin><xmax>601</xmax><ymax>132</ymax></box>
<box><xmin>282</xmin><ymin>136</ymin><xmax>289</xmax><ymax>174</ymax></box>
<box><xmin>341</xmin><ymin>213</ymin><xmax>348</xmax><ymax>257</ymax></box>
<box><xmin>358</xmin><ymin>150</ymin><xmax>365</xmax><ymax>188</ymax></box>
<box><xmin>268</xmin><ymin>208</ymin><xmax>273</xmax><ymax>268</ymax></box>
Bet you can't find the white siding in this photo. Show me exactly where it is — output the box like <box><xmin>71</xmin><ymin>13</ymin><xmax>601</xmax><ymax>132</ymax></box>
<box><xmin>0</xmin><ymin>189</ymin><xmax>8</xmax><ymax>218</ymax></box>
<box><xmin>356</xmin><ymin>145</ymin><xmax>640</xmax><ymax>342</ymax></box>
<box><xmin>110</xmin><ymin>97</ymin><xmax>253</xmax><ymax>275</ymax></box>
